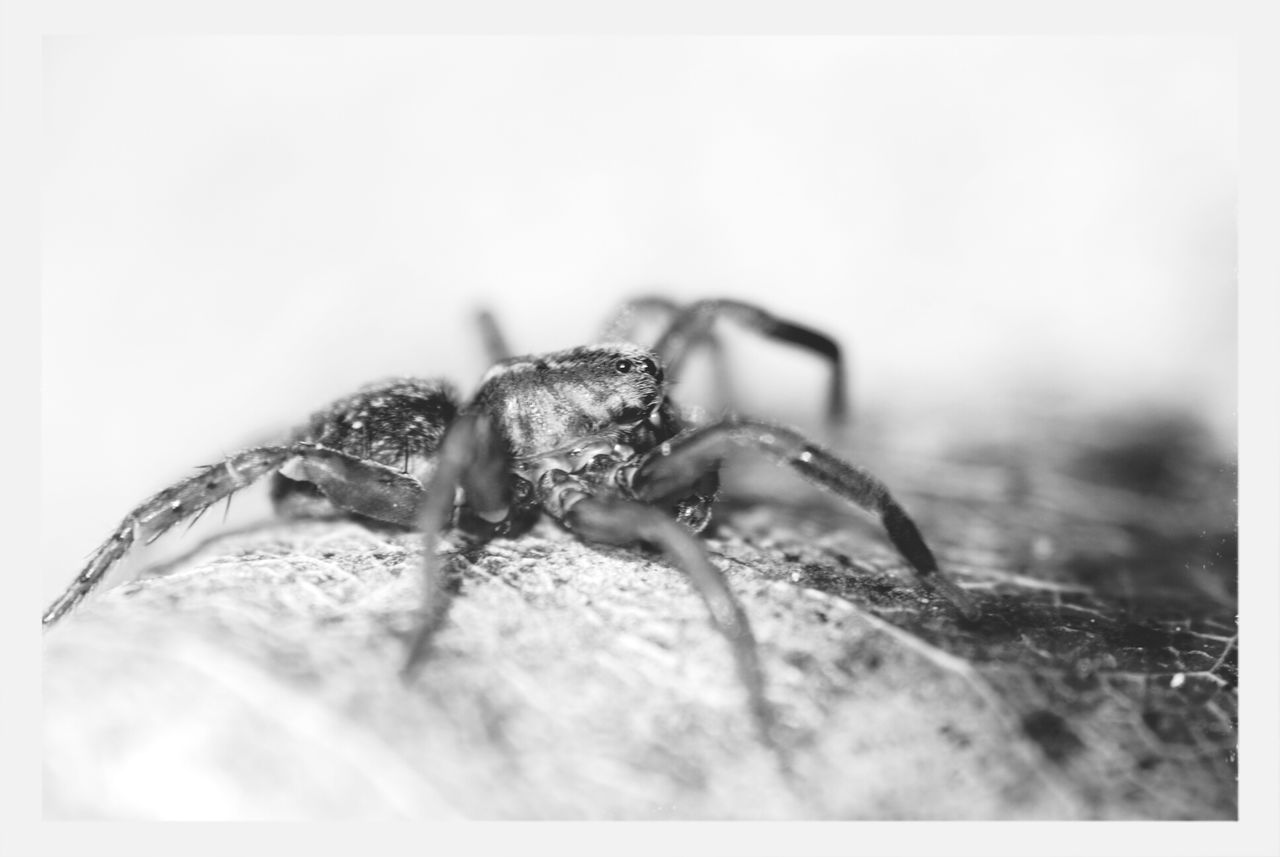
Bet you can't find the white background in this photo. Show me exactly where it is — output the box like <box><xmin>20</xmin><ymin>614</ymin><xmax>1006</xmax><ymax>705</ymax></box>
<box><xmin>42</xmin><ymin>37</ymin><xmax>1235</xmax><ymax>600</ymax></box>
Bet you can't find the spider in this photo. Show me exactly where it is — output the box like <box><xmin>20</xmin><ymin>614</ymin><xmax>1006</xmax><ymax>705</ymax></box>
<box><xmin>44</xmin><ymin>297</ymin><xmax>979</xmax><ymax>747</ymax></box>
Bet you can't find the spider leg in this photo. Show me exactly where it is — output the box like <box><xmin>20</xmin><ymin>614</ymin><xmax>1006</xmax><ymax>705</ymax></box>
<box><xmin>44</xmin><ymin>445</ymin><xmax>298</xmax><ymax>626</ymax></box>
<box><xmin>599</xmin><ymin>295</ymin><xmax>683</xmax><ymax>342</ymax></box>
<box><xmin>652</xmin><ymin>299</ymin><xmax>850</xmax><ymax>426</ymax></box>
<box><xmin>599</xmin><ymin>295</ymin><xmax>734</xmax><ymax>416</ymax></box>
<box><xmin>45</xmin><ymin>444</ymin><xmax>433</xmax><ymax>628</ymax></box>
<box><xmin>629</xmin><ymin>418</ymin><xmax>980</xmax><ymax>620</ymax></box>
<box><xmin>276</xmin><ymin>445</ymin><xmax>425</xmax><ymax>527</ymax></box>
<box><xmin>560</xmin><ymin>493</ymin><xmax>775</xmax><ymax>748</ymax></box>
<box><xmin>476</xmin><ymin>308</ymin><xmax>514</xmax><ymax>364</ymax></box>
<box><xmin>401</xmin><ymin>411</ymin><xmax>512</xmax><ymax>676</ymax></box>
<box><xmin>272</xmin><ymin>377</ymin><xmax>458</xmax><ymax>518</ymax></box>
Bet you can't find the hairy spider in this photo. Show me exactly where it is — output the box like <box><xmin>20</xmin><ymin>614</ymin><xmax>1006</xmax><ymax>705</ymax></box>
<box><xmin>44</xmin><ymin>297</ymin><xmax>979</xmax><ymax>747</ymax></box>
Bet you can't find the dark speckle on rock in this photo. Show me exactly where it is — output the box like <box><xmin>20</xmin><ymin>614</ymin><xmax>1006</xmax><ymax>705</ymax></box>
<box><xmin>1020</xmin><ymin>709</ymin><xmax>1085</xmax><ymax>764</ymax></box>
<box><xmin>1137</xmin><ymin>754</ymin><xmax>1161</xmax><ymax>771</ymax></box>
<box><xmin>834</xmin><ymin>645</ymin><xmax>883</xmax><ymax>676</ymax></box>
<box><xmin>939</xmin><ymin>723</ymin><xmax>974</xmax><ymax>749</ymax></box>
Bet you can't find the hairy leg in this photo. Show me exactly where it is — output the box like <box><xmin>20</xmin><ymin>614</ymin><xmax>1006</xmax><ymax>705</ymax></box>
<box><xmin>45</xmin><ymin>443</ymin><xmax>427</xmax><ymax>627</ymax></box>
<box><xmin>272</xmin><ymin>377</ymin><xmax>458</xmax><ymax>518</ymax></box>
<box><xmin>561</xmin><ymin>494</ymin><xmax>775</xmax><ymax>748</ymax></box>
<box><xmin>401</xmin><ymin>412</ymin><xmax>513</xmax><ymax>675</ymax></box>
<box><xmin>277</xmin><ymin>445</ymin><xmax>425</xmax><ymax>527</ymax></box>
<box><xmin>629</xmin><ymin>418</ymin><xmax>980</xmax><ymax>620</ymax></box>
<box><xmin>651</xmin><ymin>299</ymin><xmax>850</xmax><ymax>426</ymax></box>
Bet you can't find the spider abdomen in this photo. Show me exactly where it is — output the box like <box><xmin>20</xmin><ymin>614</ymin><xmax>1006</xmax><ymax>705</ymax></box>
<box><xmin>272</xmin><ymin>377</ymin><xmax>459</xmax><ymax>519</ymax></box>
<box><xmin>299</xmin><ymin>378</ymin><xmax>459</xmax><ymax>466</ymax></box>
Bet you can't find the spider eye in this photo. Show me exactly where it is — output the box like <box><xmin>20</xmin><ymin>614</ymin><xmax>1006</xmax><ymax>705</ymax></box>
<box><xmin>614</xmin><ymin>358</ymin><xmax>634</xmax><ymax>374</ymax></box>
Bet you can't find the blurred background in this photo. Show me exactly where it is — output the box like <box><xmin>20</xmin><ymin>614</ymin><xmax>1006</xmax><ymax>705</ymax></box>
<box><xmin>42</xmin><ymin>37</ymin><xmax>1236</xmax><ymax>603</ymax></box>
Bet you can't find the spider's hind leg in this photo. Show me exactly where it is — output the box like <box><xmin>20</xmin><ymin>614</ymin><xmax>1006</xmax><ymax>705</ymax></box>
<box><xmin>653</xmin><ymin>298</ymin><xmax>850</xmax><ymax>427</ymax></box>
<box><xmin>272</xmin><ymin>377</ymin><xmax>459</xmax><ymax>522</ymax></box>
<box><xmin>269</xmin><ymin>473</ymin><xmax>338</xmax><ymax>521</ymax></box>
<box><xmin>44</xmin><ymin>445</ymin><xmax>300</xmax><ymax>627</ymax></box>
<box><xmin>45</xmin><ymin>443</ymin><xmax>433</xmax><ymax>628</ymax></box>
<box><xmin>274</xmin><ymin>445</ymin><xmax>427</xmax><ymax>528</ymax></box>
<box><xmin>600</xmin><ymin>295</ymin><xmax>685</xmax><ymax>343</ymax></box>
<box><xmin>562</xmin><ymin>495</ymin><xmax>777</xmax><ymax>751</ymax></box>
<box><xmin>599</xmin><ymin>296</ymin><xmax>734</xmax><ymax>417</ymax></box>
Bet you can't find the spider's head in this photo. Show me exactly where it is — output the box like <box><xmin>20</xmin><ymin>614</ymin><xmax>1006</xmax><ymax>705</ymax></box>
<box><xmin>472</xmin><ymin>344</ymin><xmax>671</xmax><ymax>459</ymax></box>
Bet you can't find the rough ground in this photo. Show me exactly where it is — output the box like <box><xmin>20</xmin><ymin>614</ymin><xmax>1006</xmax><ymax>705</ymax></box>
<box><xmin>43</xmin><ymin>409</ymin><xmax>1237</xmax><ymax>820</ymax></box>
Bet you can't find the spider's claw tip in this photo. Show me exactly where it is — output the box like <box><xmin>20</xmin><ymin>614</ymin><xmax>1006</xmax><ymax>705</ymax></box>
<box><xmin>757</xmin><ymin>727</ymin><xmax>800</xmax><ymax>786</ymax></box>
<box><xmin>399</xmin><ymin>633</ymin><xmax>433</xmax><ymax>682</ymax></box>
<box><xmin>398</xmin><ymin>657</ymin><xmax>422</xmax><ymax>684</ymax></box>
<box><xmin>949</xmin><ymin>590</ymin><xmax>982</xmax><ymax>623</ymax></box>
<box><xmin>925</xmin><ymin>574</ymin><xmax>981</xmax><ymax>623</ymax></box>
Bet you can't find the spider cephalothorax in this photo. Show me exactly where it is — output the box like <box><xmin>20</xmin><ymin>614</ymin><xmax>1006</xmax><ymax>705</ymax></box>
<box><xmin>44</xmin><ymin>297</ymin><xmax>979</xmax><ymax>751</ymax></box>
<box><xmin>470</xmin><ymin>344</ymin><xmax>718</xmax><ymax>534</ymax></box>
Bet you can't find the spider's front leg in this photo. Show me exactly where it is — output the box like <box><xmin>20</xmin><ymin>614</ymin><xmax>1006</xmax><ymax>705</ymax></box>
<box><xmin>546</xmin><ymin>481</ymin><xmax>775</xmax><ymax>749</ymax></box>
<box><xmin>43</xmin><ymin>443</ymin><xmax>427</xmax><ymax>627</ymax></box>
<box><xmin>629</xmin><ymin>418</ymin><xmax>981</xmax><ymax>621</ymax></box>
<box><xmin>401</xmin><ymin>411</ymin><xmax>513</xmax><ymax>676</ymax></box>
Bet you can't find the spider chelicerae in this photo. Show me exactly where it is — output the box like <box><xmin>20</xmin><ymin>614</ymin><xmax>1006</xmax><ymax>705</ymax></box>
<box><xmin>44</xmin><ymin>297</ymin><xmax>980</xmax><ymax>747</ymax></box>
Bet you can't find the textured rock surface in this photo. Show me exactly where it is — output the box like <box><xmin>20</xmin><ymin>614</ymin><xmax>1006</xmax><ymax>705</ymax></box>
<box><xmin>43</xmin><ymin>411</ymin><xmax>1237</xmax><ymax>819</ymax></box>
